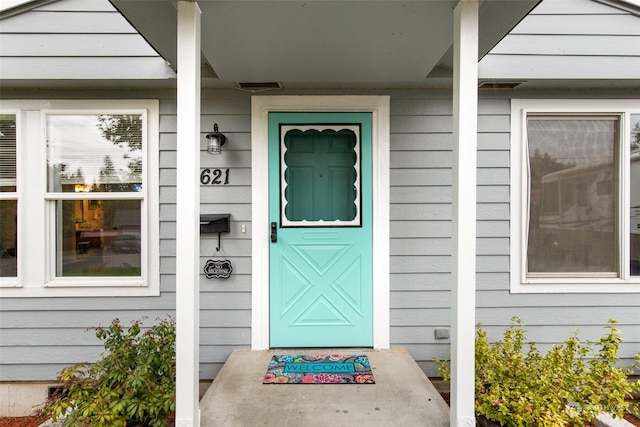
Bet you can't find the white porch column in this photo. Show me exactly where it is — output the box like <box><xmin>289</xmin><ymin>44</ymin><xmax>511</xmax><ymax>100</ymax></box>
<box><xmin>175</xmin><ymin>1</ymin><xmax>201</xmax><ymax>426</ymax></box>
<box><xmin>451</xmin><ymin>1</ymin><xmax>478</xmax><ymax>426</ymax></box>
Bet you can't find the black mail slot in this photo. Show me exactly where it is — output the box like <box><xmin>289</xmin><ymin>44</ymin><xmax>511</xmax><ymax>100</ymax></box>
<box><xmin>200</xmin><ymin>214</ymin><xmax>230</xmax><ymax>234</ymax></box>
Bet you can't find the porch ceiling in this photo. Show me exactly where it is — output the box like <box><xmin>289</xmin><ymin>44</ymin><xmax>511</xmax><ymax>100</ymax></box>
<box><xmin>110</xmin><ymin>0</ymin><xmax>540</xmax><ymax>87</ymax></box>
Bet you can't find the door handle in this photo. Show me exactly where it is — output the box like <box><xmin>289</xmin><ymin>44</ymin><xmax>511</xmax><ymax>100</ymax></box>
<box><xmin>271</xmin><ymin>222</ymin><xmax>278</xmax><ymax>243</ymax></box>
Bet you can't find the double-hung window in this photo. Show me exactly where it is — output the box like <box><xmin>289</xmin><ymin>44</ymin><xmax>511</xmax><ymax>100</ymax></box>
<box><xmin>511</xmin><ymin>99</ymin><xmax>640</xmax><ymax>293</ymax></box>
<box><xmin>0</xmin><ymin>100</ymin><xmax>159</xmax><ymax>297</ymax></box>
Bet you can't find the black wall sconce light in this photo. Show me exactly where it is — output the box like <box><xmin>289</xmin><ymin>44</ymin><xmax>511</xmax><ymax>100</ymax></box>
<box><xmin>206</xmin><ymin>123</ymin><xmax>227</xmax><ymax>155</ymax></box>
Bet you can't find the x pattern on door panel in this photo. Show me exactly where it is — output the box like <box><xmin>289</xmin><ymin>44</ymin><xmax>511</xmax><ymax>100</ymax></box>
<box><xmin>278</xmin><ymin>241</ymin><xmax>364</xmax><ymax>327</ymax></box>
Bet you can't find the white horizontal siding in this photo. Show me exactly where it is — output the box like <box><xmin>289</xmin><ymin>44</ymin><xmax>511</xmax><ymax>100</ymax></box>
<box><xmin>479</xmin><ymin>0</ymin><xmax>640</xmax><ymax>80</ymax></box>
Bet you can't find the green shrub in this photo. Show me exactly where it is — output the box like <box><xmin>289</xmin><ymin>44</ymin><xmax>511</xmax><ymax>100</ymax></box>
<box><xmin>436</xmin><ymin>318</ymin><xmax>640</xmax><ymax>427</ymax></box>
<box><xmin>41</xmin><ymin>317</ymin><xmax>176</xmax><ymax>427</ymax></box>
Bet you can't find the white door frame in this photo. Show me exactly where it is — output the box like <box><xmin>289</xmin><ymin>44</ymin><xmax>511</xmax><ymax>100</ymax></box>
<box><xmin>250</xmin><ymin>95</ymin><xmax>390</xmax><ymax>350</ymax></box>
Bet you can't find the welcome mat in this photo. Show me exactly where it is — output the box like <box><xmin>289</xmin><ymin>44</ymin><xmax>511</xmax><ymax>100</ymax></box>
<box><xmin>263</xmin><ymin>354</ymin><xmax>375</xmax><ymax>384</ymax></box>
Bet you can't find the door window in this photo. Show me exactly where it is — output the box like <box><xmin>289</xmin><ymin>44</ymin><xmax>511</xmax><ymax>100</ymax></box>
<box><xmin>280</xmin><ymin>125</ymin><xmax>361</xmax><ymax>227</ymax></box>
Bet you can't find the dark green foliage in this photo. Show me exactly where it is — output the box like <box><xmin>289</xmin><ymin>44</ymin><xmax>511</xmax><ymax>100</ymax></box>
<box><xmin>42</xmin><ymin>317</ymin><xmax>176</xmax><ymax>427</ymax></box>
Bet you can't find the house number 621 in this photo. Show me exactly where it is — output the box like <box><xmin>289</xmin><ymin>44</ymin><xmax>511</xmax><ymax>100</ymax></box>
<box><xmin>200</xmin><ymin>168</ymin><xmax>230</xmax><ymax>185</ymax></box>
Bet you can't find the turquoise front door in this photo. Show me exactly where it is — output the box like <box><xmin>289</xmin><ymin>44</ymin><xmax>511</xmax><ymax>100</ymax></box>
<box><xmin>269</xmin><ymin>112</ymin><xmax>373</xmax><ymax>347</ymax></box>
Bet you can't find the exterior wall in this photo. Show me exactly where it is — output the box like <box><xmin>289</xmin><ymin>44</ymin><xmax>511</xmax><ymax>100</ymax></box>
<box><xmin>2</xmin><ymin>87</ymin><xmax>638</xmax><ymax>383</ymax></box>
<box><xmin>0</xmin><ymin>0</ymin><xmax>174</xmax><ymax>79</ymax></box>
<box><xmin>0</xmin><ymin>89</ymin><xmax>176</xmax><ymax>381</ymax></box>
<box><xmin>479</xmin><ymin>0</ymin><xmax>640</xmax><ymax>80</ymax></box>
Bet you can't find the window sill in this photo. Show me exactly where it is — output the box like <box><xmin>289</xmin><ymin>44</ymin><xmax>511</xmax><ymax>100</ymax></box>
<box><xmin>511</xmin><ymin>278</ymin><xmax>640</xmax><ymax>294</ymax></box>
<box><xmin>0</xmin><ymin>281</ymin><xmax>159</xmax><ymax>297</ymax></box>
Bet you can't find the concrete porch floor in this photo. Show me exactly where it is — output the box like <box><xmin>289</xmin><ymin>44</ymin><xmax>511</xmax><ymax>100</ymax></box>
<box><xmin>199</xmin><ymin>347</ymin><xmax>449</xmax><ymax>426</ymax></box>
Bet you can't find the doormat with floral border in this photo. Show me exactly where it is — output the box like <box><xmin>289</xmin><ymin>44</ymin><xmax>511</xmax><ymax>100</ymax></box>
<box><xmin>263</xmin><ymin>354</ymin><xmax>375</xmax><ymax>384</ymax></box>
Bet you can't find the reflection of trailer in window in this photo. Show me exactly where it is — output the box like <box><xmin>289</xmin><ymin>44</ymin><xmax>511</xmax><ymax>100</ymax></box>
<box><xmin>631</xmin><ymin>152</ymin><xmax>640</xmax><ymax>274</ymax></box>
<box><xmin>536</xmin><ymin>152</ymin><xmax>639</xmax><ymax>274</ymax></box>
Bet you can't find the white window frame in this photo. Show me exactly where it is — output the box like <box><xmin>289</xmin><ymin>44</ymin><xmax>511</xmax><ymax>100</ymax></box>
<box><xmin>0</xmin><ymin>100</ymin><xmax>159</xmax><ymax>297</ymax></box>
<box><xmin>511</xmin><ymin>99</ymin><xmax>640</xmax><ymax>293</ymax></box>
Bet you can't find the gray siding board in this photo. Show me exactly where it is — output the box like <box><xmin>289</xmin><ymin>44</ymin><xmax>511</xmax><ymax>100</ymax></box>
<box><xmin>0</xmin><ymin>34</ymin><xmax>158</xmax><ymax>56</ymax></box>
<box><xmin>0</xmin><ymin>11</ymin><xmax>134</xmax><ymax>33</ymax></box>
<box><xmin>476</xmin><ymin>307</ymin><xmax>640</xmax><ymax>326</ymax></box>
<box><xmin>478</xmin><ymin>291</ymin><xmax>640</xmax><ymax>308</ymax></box>
<box><xmin>477</xmin><ymin>186</ymin><xmax>509</xmax><ymax>203</ymax></box>
<box><xmin>391</xmin><ymin>291</ymin><xmax>451</xmax><ymax>309</ymax></box>
<box><xmin>200</xmin><ymin>328</ymin><xmax>251</xmax><ymax>345</ymax></box>
<box><xmin>391</xmin><ymin>220</ymin><xmax>451</xmax><ymax>238</ymax></box>
<box><xmin>390</xmin><ymin>273</ymin><xmax>452</xmax><ymax>291</ymax></box>
<box><xmin>1</xmin><ymin>329</ymin><xmax>99</xmax><ymax>346</ymax></box>
<box><xmin>391</xmin><ymin>116</ymin><xmax>452</xmax><ymax>133</ymax></box>
<box><xmin>491</xmin><ymin>34</ymin><xmax>640</xmax><ymax>56</ymax></box>
<box><xmin>1</xmin><ymin>365</ymin><xmax>76</xmax><ymax>382</ymax></box>
<box><xmin>480</xmin><ymin>55</ymin><xmax>640</xmax><ymax>79</ymax></box>
<box><xmin>0</xmin><ymin>296</ymin><xmax>175</xmax><ymax>311</ymax></box>
<box><xmin>392</xmin><ymin>326</ymin><xmax>451</xmax><ymax>343</ymax></box>
<box><xmin>1</xmin><ymin>347</ymin><xmax>102</xmax><ymax>364</ymax></box>
<box><xmin>201</xmin><ymin>273</ymin><xmax>252</xmax><ymax>289</ymax></box>
<box><xmin>392</xmin><ymin>133</ymin><xmax>452</xmax><ymax>151</ymax></box>
<box><xmin>480</xmin><ymin>0</ymin><xmax>640</xmax><ymax>79</ymax></box>
<box><xmin>476</xmin><ymin>272</ymin><xmax>510</xmax><ymax>290</ymax></box>
<box><xmin>477</xmin><ymin>98</ymin><xmax>510</xmax><ymax>114</ymax></box>
<box><xmin>476</xmin><ymin>255</ymin><xmax>510</xmax><ymax>273</ymax></box>
<box><xmin>0</xmin><ymin>57</ymin><xmax>174</xmax><ymax>79</ymax></box>
<box><xmin>478</xmin><ymin>133</ymin><xmax>510</xmax><ymax>150</ymax></box>
<box><xmin>391</xmin><ymin>169</ymin><xmax>451</xmax><ymax>186</ymax></box>
<box><xmin>199</xmin><ymin>310</ymin><xmax>251</xmax><ymax>328</ymax></box>
<box><xmin>477</xmin><ymin>238</ymin><xmax>510</xmax><ymax>255</ymax></box>
<box><xmin>0</xmin><ymin>310</ymin><xmax>174</xmax><ymax>329</ymax></box>
<box><xmin>531</xmin><ymin>0</ymin><xmax>624</xmax><ymax>14</ymax></box>
<box><xmin>477</xmin><ymin>203</ymin><xmax>509</xmax><ymax>220</ymax></box>
<box><xmin>200</xmin><ymin>292</ymin><xmax>251</xmax><ymax>310</ymax></box>
<box><xmin>478</xmin><ymin>115</ymin><xmax>511</xmax><ymax>133</ymax></box>
<box><xmin>391</xmin><ymin>308</ymin><xmax>451</xmax><ymax>326</ymax></box>
<box><xmin>477</xmin><ymin>220</ymin><xmax>510</xmax><ymax>238</ymax></box>
<box><xmin>512</xmin><ymin>15</ymin><xmax>640</xmax><ymax>35</ymax></box>
<box><xmin>391</xmin><ymin>151</ymin><xmax>451</xmax><ymax>168</ymax></box>
<box><xmin>480</xmin><ymin>324</ymin><xmax>640</xmax><ymax>343</ymax></box>
<box><xmin>391</xmin><ymin>256</ymin><xmax>451</xmax><ymax>274</ymax></box>
<box><xmin>390</xmin><ymin>204</ymin><xmax>451</xmax><ymax>220</ymax></box>
<box><xmin>35</xmin><ymin>0</ymin><xmax>117</xmax><ymax>11</ymax></box>
<box><xmin>477</xmin><ymin>168</ymin><xmax>510</xmax><ymax>185</ymax></box>
<box><xmin>477</xmin><ymin>151</ymin><xmax>510</xmax><ymax>168</ymax></box>
<box><xmin>390</xmin><ymin>238</ymin><xmax>451</xmax><ymax>256</ymax></box>
<box><xmin>200</xmin><ymin>97</ymin><xmax>252</xmax><ymax>115</ymax></box>
<box><xmin>161</xmin><ymin>186</ymin><xmax>252</xmax><ymax>204</ymax></box>
<box><xmin>390</xmin><ymin>98</ymin><xmax>452</xmax><ymax>115</ymax></box>
<box><xmin>390</xmin><ymin>186</ymin><xmax>451</xmax><ymax>203</ymax></box>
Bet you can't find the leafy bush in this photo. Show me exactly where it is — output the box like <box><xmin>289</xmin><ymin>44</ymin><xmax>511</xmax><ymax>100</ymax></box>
<box><xmin>436</xmin><ymin>318</ymin><xmax>640</xmax><ymax>427</ymax></box>
<box><xmin>41</xmin><ymin>317</ymin><xmax>176</xmax><ymax>427</ymax></box>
